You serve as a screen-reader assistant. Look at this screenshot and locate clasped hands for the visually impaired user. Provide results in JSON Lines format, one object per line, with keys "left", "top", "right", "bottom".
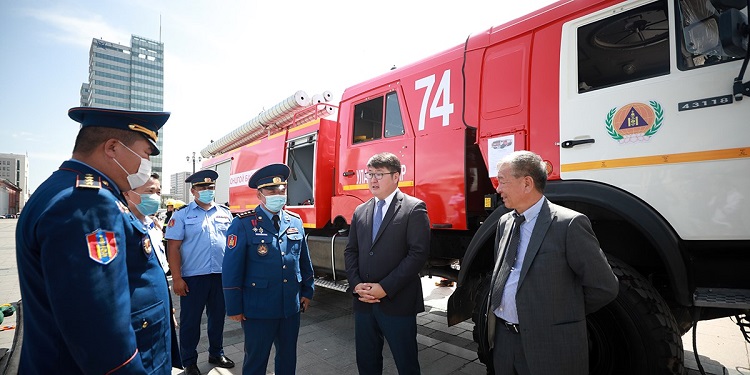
{"left": 354, "top": 283, "right": 386, "bottom": 303}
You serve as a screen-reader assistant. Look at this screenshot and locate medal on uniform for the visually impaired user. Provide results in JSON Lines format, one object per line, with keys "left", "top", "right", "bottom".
{"left": 252, "top": 218, "right": 258, "bottom": 232}
{"left": 143, "top": 235, "right": 153, "bottom": 258}
{"left": 257, "top": 240, "right": 268, "bottom": 256}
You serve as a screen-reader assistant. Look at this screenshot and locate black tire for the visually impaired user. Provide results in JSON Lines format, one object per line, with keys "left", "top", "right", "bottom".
{"left": 588, "top": 257, "right": 684, "bottom": 375}
{"left": 471, "top": 258, "right": 684, "bottom": 375}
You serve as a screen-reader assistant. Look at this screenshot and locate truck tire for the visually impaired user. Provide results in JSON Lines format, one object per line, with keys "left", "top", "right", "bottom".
{"left": 471, "top": 258, "right": 684, "bottom": 375}
{"left": 588, "top": 257, "right": 684, "bottom": 375}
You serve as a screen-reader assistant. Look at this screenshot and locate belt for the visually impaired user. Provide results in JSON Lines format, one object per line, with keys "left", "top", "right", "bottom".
{"left": 499, "top": 318, "right": 520, "bottom": 334}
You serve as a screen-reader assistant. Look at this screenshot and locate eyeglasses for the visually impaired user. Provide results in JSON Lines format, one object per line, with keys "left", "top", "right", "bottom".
{"left": 364, "top": 172, "right": 396, "bottom": 180}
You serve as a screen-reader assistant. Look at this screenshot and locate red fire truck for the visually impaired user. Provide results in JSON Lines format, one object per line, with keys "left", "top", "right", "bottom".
{"left": 201, "top": 0, "right": 750, "bottom": 372}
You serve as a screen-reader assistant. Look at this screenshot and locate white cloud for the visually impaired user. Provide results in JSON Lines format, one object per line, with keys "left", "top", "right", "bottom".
{"left": 27, "top": 9, "right": 130, "bottom": 48}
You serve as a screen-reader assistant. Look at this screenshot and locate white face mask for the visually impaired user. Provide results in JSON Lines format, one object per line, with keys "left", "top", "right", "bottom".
{"left": 113, "top": 141, "right": 152, "bottom": 190}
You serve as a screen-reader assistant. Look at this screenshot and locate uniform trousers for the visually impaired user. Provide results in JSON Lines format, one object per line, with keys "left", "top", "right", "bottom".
{"left": 354, "top": 304, "right": 420, "bottom": 375}
{"left": 241, "top": 313, "right": 301, "bottom": 375}
{"left": 179, "top": 273, "right": 226, "bottom": 365}
{"left": 492, "top": 320, "right": 531, "bottom": 375}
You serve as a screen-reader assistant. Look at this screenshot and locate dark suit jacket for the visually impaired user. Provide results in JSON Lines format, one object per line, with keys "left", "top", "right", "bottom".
{"left": 487, "top": 198, "right": 618, "bottom": 374}
{"left": 344, "top": 190, "right": 431, "bottom": 316}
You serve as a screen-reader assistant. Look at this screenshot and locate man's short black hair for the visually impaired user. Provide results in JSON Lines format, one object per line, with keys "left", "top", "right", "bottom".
{"left": 72, "top": 127, "right": 142, "bottom": 155}
{"left": 366, "top": 152, "right": 401, "bottom": 174}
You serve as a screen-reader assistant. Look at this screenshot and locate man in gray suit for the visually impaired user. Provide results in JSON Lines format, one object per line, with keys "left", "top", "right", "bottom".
{"left": 488, "top": 151, "right": 618, "bottom": 374}
{"left": 345, "top": 152, "right": 430, "bottom": 375}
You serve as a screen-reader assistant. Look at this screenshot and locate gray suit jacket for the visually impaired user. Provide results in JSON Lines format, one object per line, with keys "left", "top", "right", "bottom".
{"left": 487, "top": 198, "right": 618, "bottom": 374}
{"left": 344, "top": 190, "right": 431, "bottom": 315}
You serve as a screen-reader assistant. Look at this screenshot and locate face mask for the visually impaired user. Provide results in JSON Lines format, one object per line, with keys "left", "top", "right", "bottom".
{"left": 113, "top": 141, "right": 152, "bottom": 190}
{"left": 263, "top": 194, "right": 287, "bottom": 213}
{"left": 198, "top": 190, "right": 215, "bottom": 204}
{"left": 134, "top": 193, "right": 161, "bottom": 216}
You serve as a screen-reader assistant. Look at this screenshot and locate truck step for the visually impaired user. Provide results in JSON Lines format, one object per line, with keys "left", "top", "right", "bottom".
{"left": 314, "top": 278, "right": 349, "bottom": 293}
{"left": 693, "top": 288, "right": 750, "bottom": 309}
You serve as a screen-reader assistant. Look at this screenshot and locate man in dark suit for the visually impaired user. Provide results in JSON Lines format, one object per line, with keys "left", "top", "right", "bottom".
{"left": 487, "top": 151, "right": 618, "bottom": 374}
{"left": 344, "top": 152, "right": 430, "bottom": 375}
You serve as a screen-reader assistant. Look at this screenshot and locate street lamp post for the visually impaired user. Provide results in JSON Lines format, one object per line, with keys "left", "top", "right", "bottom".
{"left": 186, "top": 152, "right": 202, "bottom": 174}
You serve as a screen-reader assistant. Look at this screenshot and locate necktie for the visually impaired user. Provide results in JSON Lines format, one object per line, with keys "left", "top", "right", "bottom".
{"left": 490, "top": 213, "right": 526, "bottom": 312}
{"left": 272, "top": 214, "right": 280, "bottom": 232}
{"left": 372, "top": 200, "right": 386, "bottom": 242}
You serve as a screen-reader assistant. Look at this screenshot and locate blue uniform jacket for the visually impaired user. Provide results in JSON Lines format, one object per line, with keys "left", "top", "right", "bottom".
{"left": 222, "top": 207, "right": 314, "bottom": 319}
{"left": 15, "top": 160, "right": 171, "bottom": 374}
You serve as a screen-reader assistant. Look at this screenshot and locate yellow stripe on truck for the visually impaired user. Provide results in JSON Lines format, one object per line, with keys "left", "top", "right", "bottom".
{"left": 343, "top": 181, "right": 415, "bottom": 191}
{"left": 561, "top": 147, "right": 749, "bottom": 172}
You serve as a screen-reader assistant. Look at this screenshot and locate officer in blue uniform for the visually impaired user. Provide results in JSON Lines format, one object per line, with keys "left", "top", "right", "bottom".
{"left": 165, "top": 169, "right": 235, "bottom": 375}
{"left": 223, "top": 163, "right": 315, "bottom": 375}
{"left": 15, "top": 107, "right": 173, "bottom": 374}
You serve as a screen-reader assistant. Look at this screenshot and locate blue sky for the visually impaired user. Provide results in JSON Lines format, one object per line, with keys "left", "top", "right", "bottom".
{"left": 0, "top": 0, "right": 555, "bottom": 194}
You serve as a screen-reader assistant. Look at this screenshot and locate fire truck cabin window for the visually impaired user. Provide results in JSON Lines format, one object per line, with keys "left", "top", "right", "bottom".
{"left": 352, "top": 96, "right": 383, "bottom": 144}
{"left": 677, "top": 0, "right": 748, "bottom": 70}
{"left": 384, "top": 92, "right": 405, "bottom": 138}
{"left": 577, "top": 0, "right": 670, "bottom": 93}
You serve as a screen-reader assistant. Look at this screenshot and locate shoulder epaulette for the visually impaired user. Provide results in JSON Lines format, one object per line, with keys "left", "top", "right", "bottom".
{"left": 75, "top": 174, "right": 101, "bottom": 189}
{"left": 237, "top": 209, "right": 256, "bottom": 219}
{"left": 284, "top": 209, "right": 300, "bottom": 219}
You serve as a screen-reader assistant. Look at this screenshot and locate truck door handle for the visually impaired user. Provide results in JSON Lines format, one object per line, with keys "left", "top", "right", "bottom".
{"left": 561, "top": 138, "right": 595, "bottom": 148}
{"left": 343, "top": 171, "right": 355, "bottom": 177}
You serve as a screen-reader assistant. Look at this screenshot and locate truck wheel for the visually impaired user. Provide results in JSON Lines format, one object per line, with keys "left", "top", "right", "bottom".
{"left": 587, "top": 258, "right": 685, "bottom": 375}
{"left": 471, "top": 258, "right": 684, "bottom": 375}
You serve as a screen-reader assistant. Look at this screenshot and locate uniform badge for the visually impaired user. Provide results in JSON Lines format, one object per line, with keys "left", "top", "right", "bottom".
{"left": 168, "top": 219, "right": 175, "bottom": 227}
{"left": 143, "top": 236, "right": 152, "bottom": 257}
{"left": 76, "top": 174, "right": 101, "bottom": 189}
{"left": 227, "top": 234, "right": 237, "bottom": 249}
{"left": 116, "top": 200, "right": 129, "bottom": 213}
{"left": 286, "top": 227, "right": 299, "bottom": 235}
{"left": 257, "top": 242, "right": 268, "bottom": 256}
{"left": 86, "top": 229, "right": 118, "bottom": 265}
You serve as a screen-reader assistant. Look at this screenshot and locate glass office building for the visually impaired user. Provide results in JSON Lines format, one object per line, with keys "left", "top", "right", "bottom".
{"left": 80, "top": 35, "right": 165, "bottom": 176}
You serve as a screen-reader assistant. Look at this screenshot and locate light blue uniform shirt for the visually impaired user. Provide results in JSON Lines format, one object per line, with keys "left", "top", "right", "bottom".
{"left": 165, "top": 200, "right": 232, "bottom": 277}
{"left": 495, "top": 196, "right": 545, "bottom": 324}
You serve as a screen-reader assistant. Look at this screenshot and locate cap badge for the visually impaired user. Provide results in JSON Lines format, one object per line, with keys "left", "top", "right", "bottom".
{"left": 273, "top": 177, "right": 281, "bottom": 184}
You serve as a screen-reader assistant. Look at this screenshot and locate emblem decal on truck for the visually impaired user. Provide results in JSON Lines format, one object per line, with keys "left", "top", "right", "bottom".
{"left": 605, "top": 101, "right": 663, "bottom": 144}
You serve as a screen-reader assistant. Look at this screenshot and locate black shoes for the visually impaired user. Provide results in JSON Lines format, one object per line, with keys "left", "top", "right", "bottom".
{"left": 208, "top": 354, "right": 235, "bottom": 368}
{"left": 183, "top": 364, "right": 201, "bottom": 375}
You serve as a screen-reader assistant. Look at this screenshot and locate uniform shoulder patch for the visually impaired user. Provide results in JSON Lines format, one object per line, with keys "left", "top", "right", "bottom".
{"left": 236, "top": 209, "right": 256, "bottom": 219}
{"left": 284, "top": 209, "right": 300, "bottom": 219}
{"left": 86, "top": 229, "right": 118, "bottom": 265}
{"left": 76, "top": 174, "right": 101, "bottom": 189}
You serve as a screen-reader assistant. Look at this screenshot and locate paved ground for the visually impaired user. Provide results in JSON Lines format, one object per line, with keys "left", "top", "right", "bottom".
{"left": 1, "top": 218, "right": 748, "bottom": 374}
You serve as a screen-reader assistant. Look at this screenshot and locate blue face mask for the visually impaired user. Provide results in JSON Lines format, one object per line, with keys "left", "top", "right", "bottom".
{"left": 135, "top": 193, "right": 161, "bottom": 216}
{"left": 198, "top": 190, "right": 215, "bottom": 204}
{"left": 263, "top": 194, "right": 287, "bottom": 213}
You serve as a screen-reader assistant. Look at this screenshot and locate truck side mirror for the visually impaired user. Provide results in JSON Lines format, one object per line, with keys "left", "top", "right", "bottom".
{"left": 718, "top": 8, "right": 749, "bottom": 58}
{"left": 710, "top": 0, "right": 747, "bottom": 10}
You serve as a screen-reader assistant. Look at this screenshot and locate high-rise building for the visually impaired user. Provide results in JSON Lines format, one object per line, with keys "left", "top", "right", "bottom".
{"left": 170, "top": 171, "right": 191, "bottom": 204}
{"left": 80, "top": 35, "right": 165, "bottom": 176}
{"left": 0, "top": 153, "right": 29, "bottom": 211}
